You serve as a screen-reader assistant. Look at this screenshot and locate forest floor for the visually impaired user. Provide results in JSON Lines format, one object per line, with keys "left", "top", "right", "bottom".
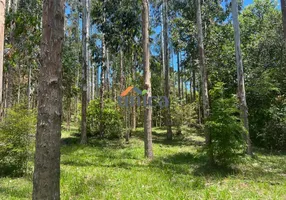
{"left": 1, "top": 126, "right": 286, "bottom": 199}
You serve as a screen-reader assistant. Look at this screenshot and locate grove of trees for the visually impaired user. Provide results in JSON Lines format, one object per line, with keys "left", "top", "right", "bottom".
{"left": 0, "top": 0, "right": 285, "bottom": 199}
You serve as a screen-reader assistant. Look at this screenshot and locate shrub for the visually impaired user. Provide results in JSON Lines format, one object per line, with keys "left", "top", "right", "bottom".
{"left": 206, "top": 82, "right": 246, "bottom": 166}
{"left": 171, "top": 100, "right": 197, "bottom": 134}
{"left": 0, "top": 105, "right": 36, "bottom": 176}
{"left": 247, "top": 73, "right": 286, "bottom": 151}
{"left": 87, "top": 99, "right": 123, "bottom": 139}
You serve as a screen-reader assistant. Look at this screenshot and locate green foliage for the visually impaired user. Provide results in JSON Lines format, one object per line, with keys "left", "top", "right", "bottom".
{"left": 87, "top": 99, "right": 123, "bottom": 139}
{"left": 248, "top": 71, "right": 286, "bottom": 150}
{"left": 171, "top": 100, "right": 197, "bottom": 134}
{"left": 0, "top": 106, "right": 36, "bottom": 177}
{"left": 206, "top": 83, "right": 246, "bottom": 166}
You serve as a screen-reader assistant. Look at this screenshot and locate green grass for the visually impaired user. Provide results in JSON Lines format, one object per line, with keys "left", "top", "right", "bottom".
{"left": 1, "top": 126, "right": 286, "bottom": 199}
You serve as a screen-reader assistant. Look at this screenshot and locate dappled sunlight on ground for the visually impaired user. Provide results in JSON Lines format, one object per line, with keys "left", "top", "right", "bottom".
{"left": 1, "top": 126, "right": 286, "bottom": 199}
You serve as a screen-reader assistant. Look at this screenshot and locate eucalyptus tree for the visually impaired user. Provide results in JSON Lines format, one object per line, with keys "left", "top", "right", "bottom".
{"left": 80, "top": 0, "right": 90, "bottom": 144}
{"left": 162, "top": 0, "right": 173, "bottom": 140}
{"left": 196, "top": 0, "right": 213, "bottom": 162}
{"left": 231, "top": 0, "right": 253, "bottom": 156}
{"left": 32, "top": 0, "right": 65, "bottom": 199}
{"left": 92, "top": 0, "right": 142, "bottom": 137}
{"left": 0, "top": 0, "right": 6, "bottom": 115}
{"left": 142, "top": 0, "right": 153, "bottom": 158}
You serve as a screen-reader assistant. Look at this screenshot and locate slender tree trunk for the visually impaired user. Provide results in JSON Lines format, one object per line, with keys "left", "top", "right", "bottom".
{"left": 67, "top": 100, "right": 71, "bottom": 131}
{"left": 161, "top": 4, "right": 165, "bottom": 89}
{"left": 177, "top": 52, "right": 181, "bottom": 99}
{"left": 163, "top": 0, "right": 172, "bottom": 140}
{"left": 3, "top": 71, "right": 7, "bottom": 116}
{"left": 91, "top": 61, "right": 95, "bottom": 100}
{"left": 181, "top": 55, "right": 184, "bottom": 101}
{"left": 32, "top": 0, "right": 64, "bottom": 199}
{"left": 105, "top": 48, "right": 110, "bottom": 97}
{"left": 197, "top": 79, "right": 202, "bottom": 125}
{"left": 86, "top": 0, "right": 91, "bottom": 103}
{"left": 0, "top": 0, "right": 5, "bottom": 117}
{"left": 196, "top": 0, "right": 213, "bottom": 163}
{"left": 281, "top": 0, "right": 286, "bottom": 39}
{"left": 74, "top": 10, "right": 80, "bottom": 123}
{"left": 193, "top": 69, "right": 196, "bottom": 101}
{"left": 99, "top": 38, "right": 106, "bottom": 138}
{"left": 185, "top": 81, "right": 188, "bottom": 103}
{"left": 27, "top": 64, "right": 31, "bottom": 109}
{"left": 6, "top": 12, "right": 16, "bottom": 109}
{"left": 142, "top": 0, "right": 153, "bottom": 159}
{"left": 112, "top": 67, "right": 116, "bottom": 101}
{"left": 80, "top": 0, "right": 89, "bottom": 144}
{"left": 231, "top": 0, "right": 253, "bottom": 156}
{"left": 6, "top": 64, "right": 13, "bottom": 108}
{"left": 17, "top": 66, "right": 20, "bottom": 103}
{"left": 131, "top": 54, "right": 136, "bottom": 131}
{"left": 95, "top": 65, "right": 99, "bottom": 98}
{"left": 120, "top": 49, "right": 124, "bottom": 91}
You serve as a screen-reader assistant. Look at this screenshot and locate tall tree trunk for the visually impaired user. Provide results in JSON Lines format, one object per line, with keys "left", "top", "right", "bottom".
{"left": 105, "top": 48, "right": 110, "bottom": 97}
{"left": 99, "top": 38, "right": 106, "bottom": 138}
{"left": 161, "top": 5, "right": 165, "bottom": 89}
{"left": 231, "top": 0, "right": 253, "bottom": 156}
{"left": 196, "top": 0, "right": 213, "bottom": 163}
{"left": 86, "top": 0, "right": 90, "bottom": 103}
{"left": 163, "top": 0, "right": 172, "bottom": 140}
{"left": 17, "top": 65, "right": 20, "bottom": 103}
{"left": 6, "top": 64, "right": 13, "bottom": 108}
{"left": 131, "top": 54, "right": 136, "bottom": 131}
{"left": 32, "top": 0, "right": 64, "bottom": 199}
{"left": 6, "top": 7, "right": 16, "bottom": 109}
{"left": 142, "top": 0, "right": 153, "bottom": 159}
{"left": 80, "top": 0, "right": 89, "bottom": 144}
{"left": 192, "top": 69, "right": 196, "bottom": 101}
{"left": 67, "top": 99, "right": 71, "bottom": 131}
{"left": 177, "top": 52, "right": 181, "bottom": 99}
{"left": 181, "top": 55, "right": 184, "bottom": 102}
{"left": 95, "top": 65, "right": 99, "bottom": 98}
{"left": 91, "top": 61, "right": 95, "bottom": 100}
{"left": 0, "top": 0, "right": 5, "bottom": 117}
{"left": 281, "top": 0, "right": 286, "bottom": 39}
{"left": 120, "top": 49, "right": 124, "bottom": 91}
{"left": 74, "top": 9, "right": 80, "bottom": 123}
{"left": 27, "top": 64, "right": 31, "bottom": 109}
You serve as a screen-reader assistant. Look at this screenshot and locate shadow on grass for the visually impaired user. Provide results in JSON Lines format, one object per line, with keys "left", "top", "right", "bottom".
{"left": 253, "top": 147, "right": 286, "bottom": 156}
{"left": 132, "top": 129, "right": 204, "bottom": 147}
{"left": 61, "top": 137, "right": 79, "bottom": 146}
{"left": 62, "top": 159, "right": 145, "bottom": 170}
{"left": 150, "top": 151, "right": 238, "bottom": 178}
{"left": 60, "top": 128, "right": 286, "bottom": 182}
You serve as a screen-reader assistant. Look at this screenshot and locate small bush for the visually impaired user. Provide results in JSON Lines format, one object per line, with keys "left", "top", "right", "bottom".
{"left": 87, "top": 99, "right": 123, "bottom": 139}
{"left": 206, "top": 82, "right": 246, "bottom": 166}
{"left": 0, "top": 105, "right": 36, "bottom": 176}
{"left": 248, "top": 74, "right": 286, "bottom": 150}
{"left": 171, "top": 100, "right": 197, "bottom": 134}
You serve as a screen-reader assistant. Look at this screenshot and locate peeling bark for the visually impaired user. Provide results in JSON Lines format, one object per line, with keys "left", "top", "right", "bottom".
{"left": 231, "top": 0, "right": 253, "bottom": 156}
